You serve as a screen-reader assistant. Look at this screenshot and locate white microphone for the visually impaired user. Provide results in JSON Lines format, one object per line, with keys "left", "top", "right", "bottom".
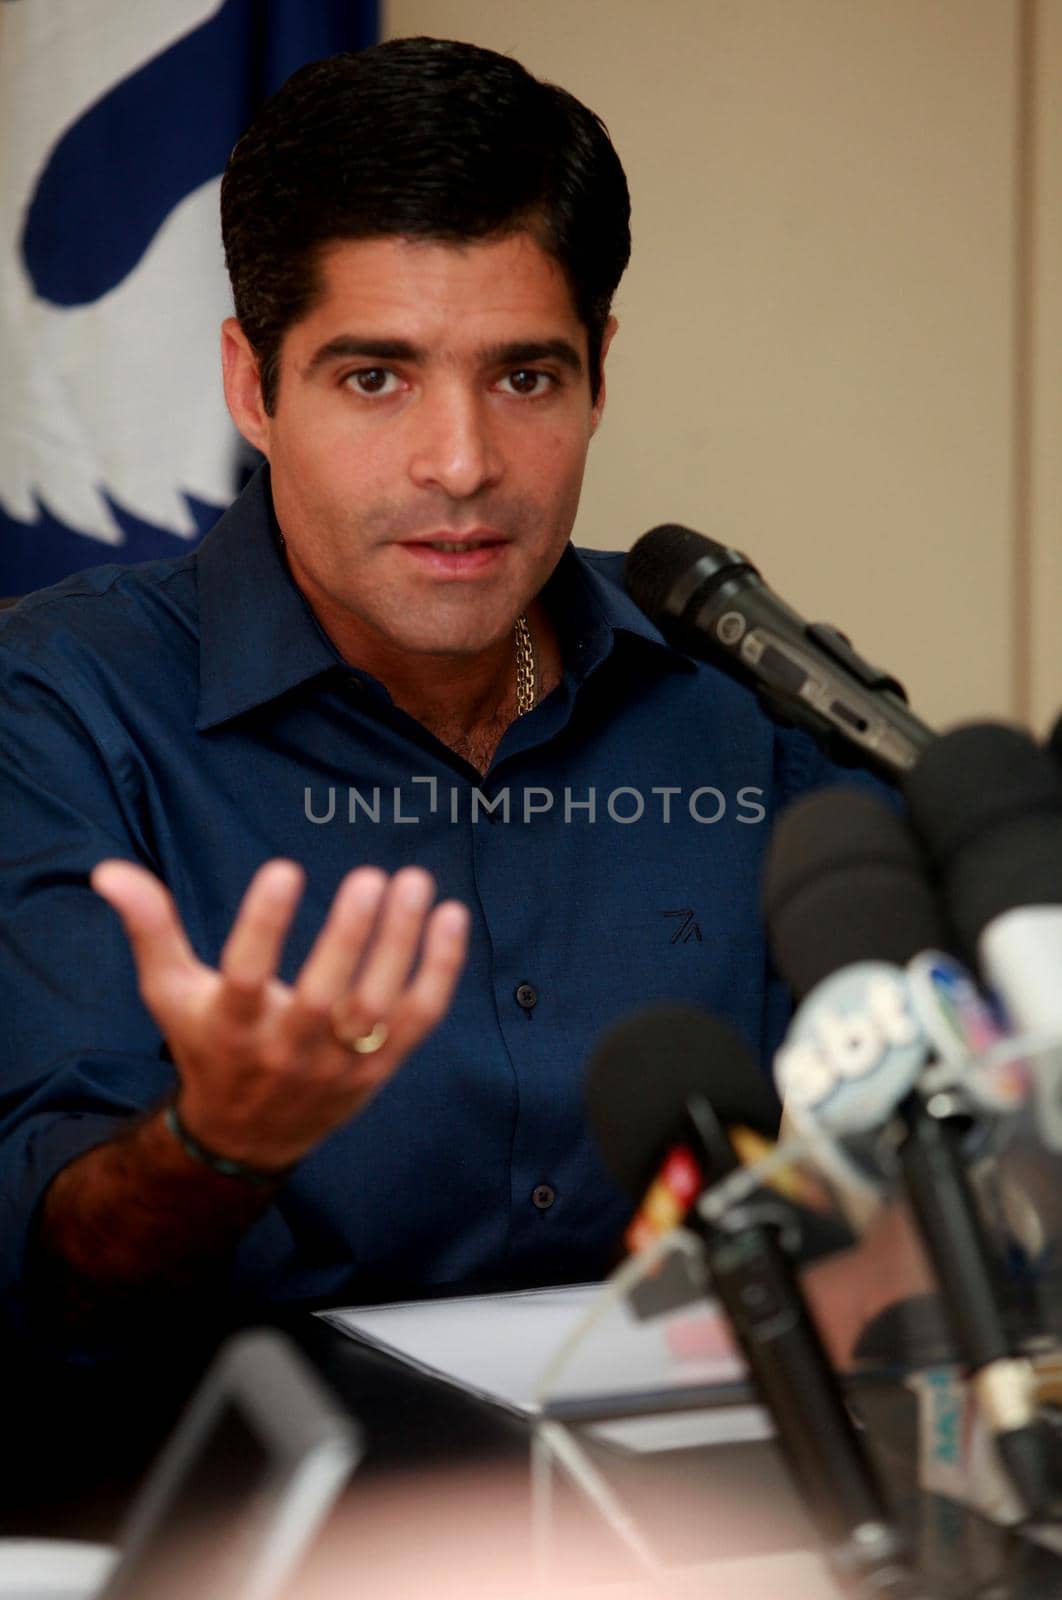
{"left": 775, "top": 959, "right": 928, "bottom": 1139}
{"left": 979, "top": 910, "right": 1062, "bottom": 1036}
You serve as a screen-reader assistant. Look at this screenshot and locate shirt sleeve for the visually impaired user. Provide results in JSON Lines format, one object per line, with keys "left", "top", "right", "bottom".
{"left": 772, "top": 718, "right": 898, "bottom": 815}
{"left": 0, "top": 637, "right": 175, "bottom": 1338}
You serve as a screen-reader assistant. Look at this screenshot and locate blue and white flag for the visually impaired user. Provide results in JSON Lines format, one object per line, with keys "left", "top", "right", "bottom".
{"left": 0, "top": 0, "right": 377, "bottom": 597}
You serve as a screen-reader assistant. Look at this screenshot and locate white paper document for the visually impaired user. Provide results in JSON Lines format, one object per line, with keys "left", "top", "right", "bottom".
{"left": 317, "top": 1282, "right": 764, "bottom": 1449}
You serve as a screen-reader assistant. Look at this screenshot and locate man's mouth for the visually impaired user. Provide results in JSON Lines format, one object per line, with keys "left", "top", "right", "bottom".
{"left": 396, "top": 534, "right": 509, "bottom": 578}
{"left": 419, "top": 538, "right": 500, "bottom": 553}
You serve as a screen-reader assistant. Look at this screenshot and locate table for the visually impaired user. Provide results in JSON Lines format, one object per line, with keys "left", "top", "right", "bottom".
{"left": 5, "top": 1309, "right": 1062, "bottom": 1597}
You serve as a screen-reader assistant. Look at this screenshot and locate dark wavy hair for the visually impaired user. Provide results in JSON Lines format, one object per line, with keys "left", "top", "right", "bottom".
{"left": 221, "top": 36, "right": 631, "bottom": 413}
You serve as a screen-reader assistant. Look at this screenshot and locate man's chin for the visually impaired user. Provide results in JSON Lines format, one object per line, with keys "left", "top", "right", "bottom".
{"left": 402, "top": 628, "right": 518, "bottom": 660}
{"left": 379, "top": 604, "right": 526, "bottom": 660}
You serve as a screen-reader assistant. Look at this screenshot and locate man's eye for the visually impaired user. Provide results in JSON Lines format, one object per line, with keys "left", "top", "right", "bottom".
{"left": 346, "top": 368, "right": 399, "bottom": 396}
{"left": 499, "top": 369, "right": 552, "bottom": 397}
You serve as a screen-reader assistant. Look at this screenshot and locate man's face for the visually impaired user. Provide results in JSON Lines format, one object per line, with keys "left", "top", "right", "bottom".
{"left": 222, "top": 232, "right": 613, "bottom": 663}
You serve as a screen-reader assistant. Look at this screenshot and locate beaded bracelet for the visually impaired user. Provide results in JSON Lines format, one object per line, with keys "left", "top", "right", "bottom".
{"left": 163, "top": 1102, "right": 294, "bottom": 1188}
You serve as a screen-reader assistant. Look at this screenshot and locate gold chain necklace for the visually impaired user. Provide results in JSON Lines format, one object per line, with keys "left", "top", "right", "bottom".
{"left": 514, "top": 613, "right": 537, "bottom": 716}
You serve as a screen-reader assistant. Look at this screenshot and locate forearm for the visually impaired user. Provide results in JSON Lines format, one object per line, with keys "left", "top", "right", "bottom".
{"left": 32, "top": 1106, "right": 279, "bottom": 1328}
{"left": 803, "top": 1202, "right": 935, "bottom": 1368}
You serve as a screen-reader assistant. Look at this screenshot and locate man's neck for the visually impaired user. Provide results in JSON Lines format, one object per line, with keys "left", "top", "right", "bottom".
{"left": 389, "top": 603, "right": 564, "bottom": 772}
{"left": 297, "top": 580, "right": 563, "bottom": 773}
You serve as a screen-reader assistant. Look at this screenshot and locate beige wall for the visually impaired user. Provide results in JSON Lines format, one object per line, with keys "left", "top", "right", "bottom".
{"left": 386, "top": 0, "right": 1059, "bottom": 734}
{"left": 1029, "top": 0, "right": 1062, "bottom": 734}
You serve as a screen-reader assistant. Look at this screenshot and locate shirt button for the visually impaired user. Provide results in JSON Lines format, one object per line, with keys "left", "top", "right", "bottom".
{"left": 532, "top": 1184, "right": 556, "bottom": 1211}
{"left": 515, "top": 983, "right": 538, "bottom": 1012}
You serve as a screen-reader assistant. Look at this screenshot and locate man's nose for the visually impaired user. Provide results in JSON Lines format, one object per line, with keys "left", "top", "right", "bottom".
{"left": 408, "top": 386, "right": 503, "bottom": 499}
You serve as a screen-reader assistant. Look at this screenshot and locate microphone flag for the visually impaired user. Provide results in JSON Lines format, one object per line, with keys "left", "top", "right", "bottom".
{"left": 0, "top": 0, "right": 377, "bottom": 599}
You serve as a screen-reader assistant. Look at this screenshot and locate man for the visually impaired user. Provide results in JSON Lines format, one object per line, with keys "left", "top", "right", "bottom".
{"left": 0, "top": 37, "right": 847, "bottom": 1348}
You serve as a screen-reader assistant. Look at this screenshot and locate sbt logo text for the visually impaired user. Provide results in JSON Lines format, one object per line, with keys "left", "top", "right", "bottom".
{"left": 775, "top": 963, "right": 926, "bottom": 1133}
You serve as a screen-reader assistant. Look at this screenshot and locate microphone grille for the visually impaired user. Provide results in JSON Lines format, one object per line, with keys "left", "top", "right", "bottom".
{"left": 764, "top": 786, "right": 947, "bottom": 999}
{"left": 902, "top": 722, "right": 1062, "bottom": 953}
{"left": 1049, "top": 711, "right": 1062, "bottom": 771}
{"left": 903, "top": 722, "right": 1062, "bottom": 868}
{"left": 585, "top": 1004, "right": 780, "bottom": 1200}
{"left": 624, "top": 524, "right": 717, "bottom": 623}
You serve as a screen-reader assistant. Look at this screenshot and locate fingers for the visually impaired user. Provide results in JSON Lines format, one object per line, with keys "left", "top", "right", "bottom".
{"left": 344, "top": 867, "right": 435, "bottom": 1021}
{"left": 293, "top": 866, "right": 388, "bottom": 1008}
{"left": 218, "top": 860, "right": 305, "bottom": 1023}
{"left": 320, "top": 871, "right": 469, "bottom": 1059}
{"left": 294, "top": 866, "right": 434, "bottom": 1029}
{"left": 387, "top": 899, "right": 470, "bottom": 1049}
{"left": 96, "top": 855, "right": 468, "bottom": 1110}
{"left": 91, "top": 859, "right": 200, "bottom": 997}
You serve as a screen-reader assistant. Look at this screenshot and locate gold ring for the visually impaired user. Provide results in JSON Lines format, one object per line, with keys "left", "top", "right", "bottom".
{"left": 333, "top": 1019, "right": 389, "bottom": 1055}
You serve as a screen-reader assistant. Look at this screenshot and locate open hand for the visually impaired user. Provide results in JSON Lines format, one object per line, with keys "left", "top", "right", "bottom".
{"left": 91, "top": 859, "right": 469, "bottom": 1171}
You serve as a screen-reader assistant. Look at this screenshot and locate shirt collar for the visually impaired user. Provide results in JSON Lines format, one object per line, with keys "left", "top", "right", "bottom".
{"left": 541, "top": 544, "right": 695, "bottom": 681}
{"left": 196, "top": 466, "right": 342, "bottom": 731}
{"left": 196, "top": 467, "right": 691, "bottom": 731}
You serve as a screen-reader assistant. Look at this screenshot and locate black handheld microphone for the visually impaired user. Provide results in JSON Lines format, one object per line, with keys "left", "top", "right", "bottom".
{"left": 765, "top": 785, "right": 1056, "bottom": 1518}
{"left": 586, "top": 1007, "right": 914, "bottom": 1594}
{"left": 624, "top": 523, "right": 933, "bottom": 780}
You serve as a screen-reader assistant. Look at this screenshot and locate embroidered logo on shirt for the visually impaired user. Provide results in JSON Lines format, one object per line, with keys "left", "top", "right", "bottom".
{"left": 662, "top": 908, "right": 702, "bottom": 944}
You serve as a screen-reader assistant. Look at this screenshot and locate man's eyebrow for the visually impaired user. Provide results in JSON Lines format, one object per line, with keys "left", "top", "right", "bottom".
{"left": 301, "top": 335, "right": 585, "bottom": 380}
{"left": 481, "top": 339, "right": 584, "bottom": 375}
{"left": 302, "top": 337, "right": 423, "bottom": 378}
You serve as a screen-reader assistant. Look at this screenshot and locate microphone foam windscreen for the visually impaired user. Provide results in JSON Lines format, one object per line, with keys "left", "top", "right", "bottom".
{"left": 1049, "top": 711, "right": 1062, "bottom": 772}
{"left": 903, "top": 722, "right": 1062, "bottom": 954}
{"left": 585, "top": 1004, "right": 781, "bottom": 1201}
{"left": 624, "top": 524, "right": 710, "bottom": 626}
{"left": 763, "top": 785, "right": 947, "bottom": 1000}
{"left": 903, "top": 722, "right": 1062, "bottom": 869}
{"left": 944, "top": 816, "right": 1062, "bottom": 957}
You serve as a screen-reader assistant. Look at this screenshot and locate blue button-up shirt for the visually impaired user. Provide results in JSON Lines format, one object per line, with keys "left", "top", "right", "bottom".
{"left": 0, "top": 468, "right": 852, "bottom": 1325}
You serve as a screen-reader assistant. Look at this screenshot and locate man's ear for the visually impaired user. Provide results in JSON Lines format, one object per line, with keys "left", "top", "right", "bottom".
{"left": 590, "top": 315, "right": 618, "bottom": 435}
{"left": 221, "top": 318, "right": 271, "bottom": 455}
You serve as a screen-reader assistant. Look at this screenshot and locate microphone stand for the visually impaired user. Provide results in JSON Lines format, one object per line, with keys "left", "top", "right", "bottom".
{"left": 685, "top": 1094, "right": 928, "bottom": 1598}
